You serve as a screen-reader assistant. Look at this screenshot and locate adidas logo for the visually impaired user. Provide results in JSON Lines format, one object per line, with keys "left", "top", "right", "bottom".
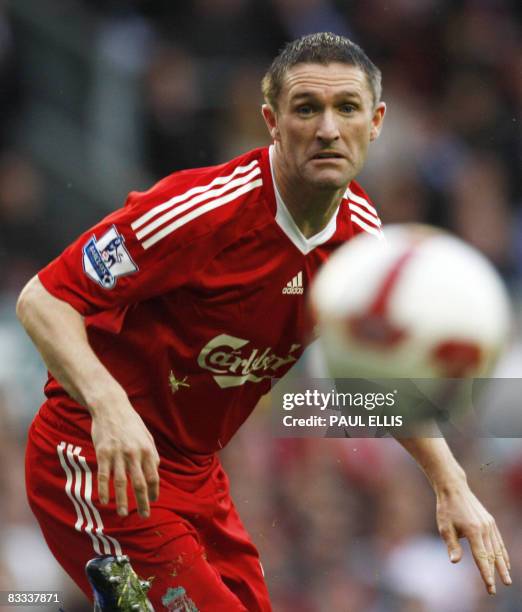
{"left": 282, "top": 271, "right": 304, "bottom": 295}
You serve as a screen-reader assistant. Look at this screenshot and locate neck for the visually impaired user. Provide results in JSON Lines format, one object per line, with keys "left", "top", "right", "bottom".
{"left": 271, "top": 146, "right": 345, "bottom": 238}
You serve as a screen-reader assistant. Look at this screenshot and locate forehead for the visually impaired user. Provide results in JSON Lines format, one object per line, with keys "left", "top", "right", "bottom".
{"left": 281, "top": 62, "right": 371, "bottom": 102}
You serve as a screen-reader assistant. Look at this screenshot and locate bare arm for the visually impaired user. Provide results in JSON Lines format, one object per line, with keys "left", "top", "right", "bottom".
{"left": 17, "top": 275, "right": 159, "bottom": 518}
{"left": 398, "top": 437, "right": 511, "bottom": 595}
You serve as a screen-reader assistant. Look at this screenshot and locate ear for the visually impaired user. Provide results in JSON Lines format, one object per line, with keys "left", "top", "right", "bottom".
{"left": 261, "top": 104, "right": 279, "bottom": 141}
{"left": 369, "top": 102, "right": 386, "bottom": 142}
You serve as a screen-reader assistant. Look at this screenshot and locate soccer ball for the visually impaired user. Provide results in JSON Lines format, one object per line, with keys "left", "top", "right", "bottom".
{"left": 311, "top": 224, "right": 511, "bottom": 379}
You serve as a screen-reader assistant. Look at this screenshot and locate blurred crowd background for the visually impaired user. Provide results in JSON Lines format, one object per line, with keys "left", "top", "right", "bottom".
{"left": 0, "top": 0, "right": 520, "bottom": 610}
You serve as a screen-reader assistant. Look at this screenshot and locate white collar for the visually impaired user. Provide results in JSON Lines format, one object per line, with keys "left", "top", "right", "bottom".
{"left": 269, "top": 144, "right": 341, "bottom": 255}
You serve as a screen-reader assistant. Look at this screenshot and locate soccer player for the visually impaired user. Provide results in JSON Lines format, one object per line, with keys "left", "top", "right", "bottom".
{"left": 18, "top": 33, "right": 511, "bottom": 610}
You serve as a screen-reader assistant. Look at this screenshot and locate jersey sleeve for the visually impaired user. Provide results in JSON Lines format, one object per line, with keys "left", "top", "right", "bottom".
{"left": 39, "top": 185, "right": 221, "bottom": 316}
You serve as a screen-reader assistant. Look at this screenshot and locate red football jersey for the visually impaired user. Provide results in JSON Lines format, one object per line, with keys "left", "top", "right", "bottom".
{"left": 38, "top": 146, "right": 382, "bottom": 456}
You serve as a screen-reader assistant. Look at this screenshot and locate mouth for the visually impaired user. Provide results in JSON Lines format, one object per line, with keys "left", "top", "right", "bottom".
{"left": 310, "top": 151, "right": 345, "bottom": 160}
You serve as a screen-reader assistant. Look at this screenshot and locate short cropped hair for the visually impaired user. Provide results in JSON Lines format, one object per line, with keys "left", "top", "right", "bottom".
{"left": 262, "top": 32, "right": 382, "bottom": 110}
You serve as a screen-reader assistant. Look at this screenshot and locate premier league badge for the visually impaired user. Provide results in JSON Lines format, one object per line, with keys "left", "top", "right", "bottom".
{"left": 82, "top": 225, "right": 138, "bottom": 289}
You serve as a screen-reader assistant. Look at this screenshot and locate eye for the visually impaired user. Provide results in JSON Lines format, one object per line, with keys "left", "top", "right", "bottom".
{"left": 339, "top": 103, "right": 357, "bottom": 114}
{"left": 296, "top": 104, "right": 314, "bottom": 116}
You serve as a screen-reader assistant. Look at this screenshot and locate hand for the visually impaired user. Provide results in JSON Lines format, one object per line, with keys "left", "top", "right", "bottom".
{"left": 91, "top": 403, "right": 160, "bottom": 519}
{"left": 436, "top": 482, "right": 511, "bottom": 595}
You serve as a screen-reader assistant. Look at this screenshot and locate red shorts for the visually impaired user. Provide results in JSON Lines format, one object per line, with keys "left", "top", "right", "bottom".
{"left": 25, "top": 410, "right": 271, "bottom": 611}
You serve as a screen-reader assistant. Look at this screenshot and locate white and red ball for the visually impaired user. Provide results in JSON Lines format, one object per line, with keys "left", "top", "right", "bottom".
{"left": 311, "top": 224, "right": 511, "bottom": 379}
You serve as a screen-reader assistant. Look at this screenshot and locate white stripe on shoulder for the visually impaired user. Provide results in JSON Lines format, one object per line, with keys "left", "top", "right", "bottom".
{"left": 136, "top": 166, "right": 261, "bottom": 240}
{"left": 142, "top": 177, "right": 263, "bottom": 250}
{"left": 345, "top": 187, "right": 380, "bottom": 218}
{"left": 131, "top": 159, "right": 259, "bottom": 231}
{"left": 348, "top": 203, "right": 382, "bottom": 226}
{"left": 351, "top": 214, "right": 384, "bottom": 238}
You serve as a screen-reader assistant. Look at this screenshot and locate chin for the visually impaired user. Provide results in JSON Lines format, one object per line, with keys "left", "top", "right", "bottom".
{"left": 309, "top": 172, "right": 350, "bottom": 191}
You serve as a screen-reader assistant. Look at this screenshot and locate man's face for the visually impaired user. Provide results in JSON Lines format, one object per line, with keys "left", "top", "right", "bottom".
{"left": 263, "top": 62, "right": 385, "bottom": 190}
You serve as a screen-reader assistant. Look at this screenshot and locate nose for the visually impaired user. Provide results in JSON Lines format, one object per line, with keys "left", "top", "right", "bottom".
{"left": 316, "top": 110, "right": 341, "bottom": 143}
